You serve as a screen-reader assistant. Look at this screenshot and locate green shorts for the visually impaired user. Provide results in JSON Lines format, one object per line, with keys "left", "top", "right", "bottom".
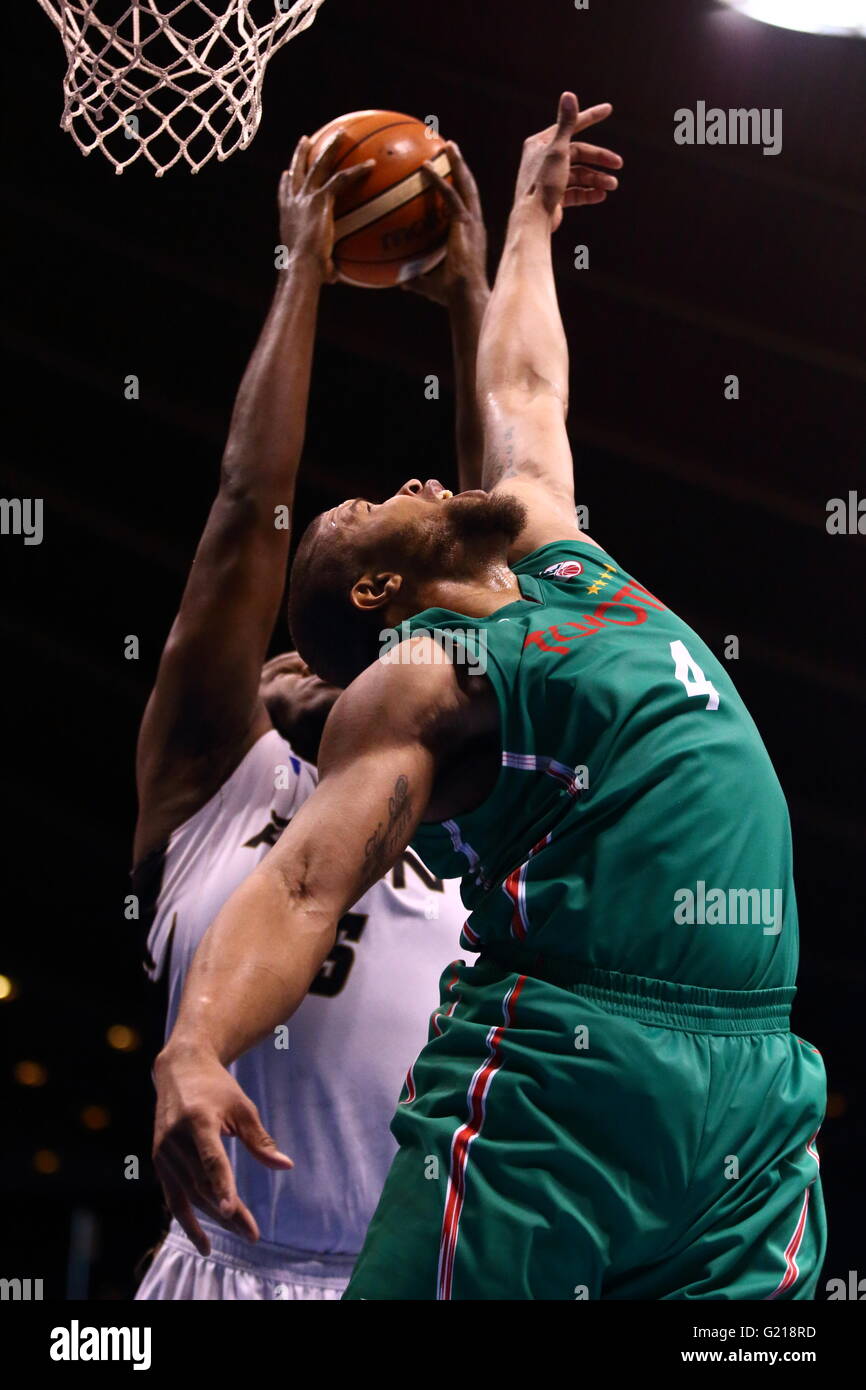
{"left": 344, "top": 953, "right": 827, "bottom": 1300}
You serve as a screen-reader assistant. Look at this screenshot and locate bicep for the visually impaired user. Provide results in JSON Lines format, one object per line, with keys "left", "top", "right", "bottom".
{"left": 258, "top": 653, "right": 447, "bottom": 914}
{"left": 260, "top": 741, "right": 434, "bottom": 918}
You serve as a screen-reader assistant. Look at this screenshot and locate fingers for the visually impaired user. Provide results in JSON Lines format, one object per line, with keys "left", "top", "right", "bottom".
{"left": 419, "top": 160, "right": 466, "bottom": 217}
{"left": 563, "top": 186, "right": 607, "bottom": 207}
{"left": 234, "top": 1107, "right": 294, "bottom": 1172}
{"left": 529, "top": 91, "right": 579, "bottom": 149}
{"left": 157, "top": 1117, "right": 264, "bottom": 1245}
{"left": 213, "top": 1189, "right": 260, "bottom": 1245}
{"left": 160, "top": 1149, "right": 237, "bottom": 1241}
{"left": 321, "top": 159, "right": 374, "bottom": 198}
{"left": 307, "top": 128, "right": 346, "bottom": 188}
{"left": 170, "top": 1114, "right": 240, "bottom": 1220}
{"left": 169, "top": 1126, "right": 244, "bottom": 1227}
{"left": 194, "top": 1128, "right": 242, "bottom": 1214}
{"left": 554, "top": 90, "right": 580, "bottom": 140}
{"left": 525, "top": 98, "right": 614, "bottom": 154}
{"left": 568, "top": 167, "right": 619, "bottom": 192}
{"left": 161, "top": 1169, "right": 210, "bottom": 1256}
{"left": 288, "top": 134, "right": 310, "bottom": 194}
{"left": 261, "top": 651, "right": 306, "bottom": 679}
{"left": 444, "top": 141, "right": 482, "bottom": 218}
{"left": 570, "top": 141, "right": 623, "bottom": 170}
{"left": 573, "top": 102, "right": 614, "bottom": 134}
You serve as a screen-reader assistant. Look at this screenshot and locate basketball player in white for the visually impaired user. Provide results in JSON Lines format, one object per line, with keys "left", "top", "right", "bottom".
{"left": 133, "top": 130, "right": 489, "bottom": 1299}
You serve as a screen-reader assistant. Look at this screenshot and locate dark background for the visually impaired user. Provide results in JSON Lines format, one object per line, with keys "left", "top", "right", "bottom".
{"left": 1, "top": 0, "right": 863, "bottom": 1299}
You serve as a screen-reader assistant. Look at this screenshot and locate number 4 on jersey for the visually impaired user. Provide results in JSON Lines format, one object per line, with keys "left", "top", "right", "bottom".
{"left": 670, "top": 639, "right": 720, "bottom": 710}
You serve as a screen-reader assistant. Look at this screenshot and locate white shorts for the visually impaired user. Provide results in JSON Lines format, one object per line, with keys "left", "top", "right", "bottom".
{"left": 135, "top": 1221, "right": 356, "bottom": 1301}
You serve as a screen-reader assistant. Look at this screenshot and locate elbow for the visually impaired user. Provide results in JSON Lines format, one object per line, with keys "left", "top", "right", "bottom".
{"left": 269, "top": 851, "right": 316, "bottom": 907}
{"left": 212, "top": 469, "right": 277, "bottom": 531}
{"left": 217, "top": 463, "right": 261, "bottom": 510}
{"left": 481, "top": 377, "right": 568, "bottom": 419}
{"left": 266, "top": 855, "right": 337, "bottom": 935}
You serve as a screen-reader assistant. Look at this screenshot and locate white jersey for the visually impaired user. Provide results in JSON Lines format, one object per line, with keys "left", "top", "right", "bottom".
{"left": 138, "top": 728, "right": 467, "bottom": 1257}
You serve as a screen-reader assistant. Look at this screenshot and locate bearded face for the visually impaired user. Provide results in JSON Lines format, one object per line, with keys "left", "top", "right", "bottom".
{"left": 346, "top": 483, "right": 527, "bottom": 581}
{"left": 288, "top": 480, "right": 527, "bottom": 687}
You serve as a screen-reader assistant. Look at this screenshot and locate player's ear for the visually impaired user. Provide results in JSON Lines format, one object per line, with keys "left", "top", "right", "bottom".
{"left": 350, "top": 571, "right": 402, "bottom": 613}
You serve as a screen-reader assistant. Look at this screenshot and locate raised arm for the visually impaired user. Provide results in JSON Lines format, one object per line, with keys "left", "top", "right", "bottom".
{"left": 151, "top": 645, "right": 458, "bottom": 1252}
{"left": 133, "top": 136, "right": 372, "bottom": 863}
{"left": 402, "top": 143, "right": 490, "bottom": 491}
{"left": 475, "top": 92, "right": 622, "bottom": 556}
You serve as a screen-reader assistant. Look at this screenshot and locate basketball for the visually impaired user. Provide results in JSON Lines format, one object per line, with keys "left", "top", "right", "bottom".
{"left": 308, "top": 110, "right": 453, "bottom": 288}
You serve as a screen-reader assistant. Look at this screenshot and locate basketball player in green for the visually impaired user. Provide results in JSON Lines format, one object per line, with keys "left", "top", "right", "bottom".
{"left": 153, "top": 93, "right": 826, "bottom": 1299}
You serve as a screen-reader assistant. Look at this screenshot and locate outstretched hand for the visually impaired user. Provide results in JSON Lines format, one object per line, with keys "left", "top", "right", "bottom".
{"left": 152, "top": 1043, "right": 293, "bottom": 1255}
{"left": 278, "top": 131, "right": 374, "bottom": 283}
{"left": 400, "top": 141, "right": 488, "bottom": 305}
{"left": 514, "top": 91, "right": 622, "bottom": 231}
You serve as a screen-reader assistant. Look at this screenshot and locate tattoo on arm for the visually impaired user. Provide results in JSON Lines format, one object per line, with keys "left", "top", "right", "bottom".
{"left": 484, "top": 425, "right": 517, "bottom": 487}
{"left": 362, "top": 775, "right": 413, "bottom": 888}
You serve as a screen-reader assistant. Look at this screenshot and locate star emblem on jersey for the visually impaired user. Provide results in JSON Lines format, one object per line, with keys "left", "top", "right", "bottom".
{"left": 541, "top": 560, "right": 583, "bottom": 578}
{"left": 586, "top": 562, "right": 618, "bottom": 595}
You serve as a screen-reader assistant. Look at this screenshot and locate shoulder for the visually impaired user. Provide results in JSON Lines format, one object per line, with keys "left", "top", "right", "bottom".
{"left": 319, "top": 638, "right": 492, "bottom": 770}
{"left": 324, "top": 638, "right": 465, "bottom": 740}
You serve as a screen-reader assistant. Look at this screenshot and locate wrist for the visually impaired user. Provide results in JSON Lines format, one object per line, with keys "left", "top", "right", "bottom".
{"left": 155, "top": 1034, "right": 220, "bottom": 1073}
{"left": 501, "top": 207, "right": 554, "bottom": 272}
{"left": 276, "top": 244, "right": 327, "bottom": 287}
{"left": 506, "top": 199, "right": 552, "bottom": 241}
{"left": 446, "top": 274, "right": 490, "bottom": 315}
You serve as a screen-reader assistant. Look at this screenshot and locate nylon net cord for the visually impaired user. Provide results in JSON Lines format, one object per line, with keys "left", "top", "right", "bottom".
{"left": 36, "top": 1, "right": 327, "bottom": 174}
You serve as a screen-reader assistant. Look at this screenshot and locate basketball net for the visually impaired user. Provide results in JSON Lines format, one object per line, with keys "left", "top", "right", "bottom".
{"left": 36, "top": 1, "right": 327, "bottom": 175}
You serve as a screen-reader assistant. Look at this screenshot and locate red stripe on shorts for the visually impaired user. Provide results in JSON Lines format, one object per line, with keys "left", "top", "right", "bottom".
{"left": 436, "top": 974, "right": 526, "bottom": 1300}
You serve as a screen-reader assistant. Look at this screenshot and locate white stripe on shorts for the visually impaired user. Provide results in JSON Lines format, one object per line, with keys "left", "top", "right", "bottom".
{"left": 135, "top": 1220, "right": 356, "bottom": 1301}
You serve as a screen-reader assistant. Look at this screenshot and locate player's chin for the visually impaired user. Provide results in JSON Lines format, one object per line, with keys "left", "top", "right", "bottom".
{"left": 446, "top": 489, "right": 492, "bottom": 512}
{"left": 447, "top": 491, "right": 527, "bottom": 543}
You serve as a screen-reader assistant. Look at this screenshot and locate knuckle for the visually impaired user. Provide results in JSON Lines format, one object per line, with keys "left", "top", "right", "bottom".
{"left": 199, "top": 1147, "right": 225, "bottom": 1173}
{"left": 180, "top": 1103, "right": 213, "bottom": 1131}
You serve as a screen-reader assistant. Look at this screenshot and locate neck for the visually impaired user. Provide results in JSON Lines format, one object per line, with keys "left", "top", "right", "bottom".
{"left": 391, "top": 560, "right": 521, "bottom": 624}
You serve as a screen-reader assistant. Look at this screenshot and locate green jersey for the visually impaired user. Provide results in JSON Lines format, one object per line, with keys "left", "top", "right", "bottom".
{"left": 410, "top": 538, "right": 798, "bottom": 991}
